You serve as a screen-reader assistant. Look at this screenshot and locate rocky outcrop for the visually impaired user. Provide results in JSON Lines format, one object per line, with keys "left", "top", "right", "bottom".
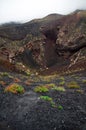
{"left": 0, "top": 14, "right": 63, "bottom": 40}
{"left": 0, "top": 10, "right": 86, "bottom": 71}
{"left": 40, "top": 10, "right": 86, "bottom": 68}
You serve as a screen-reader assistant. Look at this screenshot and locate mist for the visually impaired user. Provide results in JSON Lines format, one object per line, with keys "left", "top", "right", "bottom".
{"left": 0, "top": 0, "right": 86, "bottom": 24}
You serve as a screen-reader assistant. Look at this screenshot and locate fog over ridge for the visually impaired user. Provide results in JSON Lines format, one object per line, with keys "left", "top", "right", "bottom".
{"left": 0, "top": 0, "right": 86, "bottom": 24}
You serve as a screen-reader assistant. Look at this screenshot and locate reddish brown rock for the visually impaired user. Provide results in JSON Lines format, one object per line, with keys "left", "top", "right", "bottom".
{"left": 1, "top": 10, "right": 86, "bottom": 71}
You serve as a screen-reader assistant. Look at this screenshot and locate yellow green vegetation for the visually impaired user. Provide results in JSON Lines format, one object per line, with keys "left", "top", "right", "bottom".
{"left": 59, "top": 76, "right": 65, "bottom": 85}
{"left": 67, "top": 81, "right": 80, "bottom": 89}
{"left": 59, "top": 76, "right": 65, "bottom": 81}
{"left": 45, "top": 83, "right": 56, "bottom": 89}
{"left": 0, "top": 80, "right": 6, "bottom": 86}
{"left": 76, "top": 89, "right": 84, "bottom": 94}
{"left": 0, "top": 72, "right": 13, "bottom": 79}
{"left": 53, "top": 86, "right": 66, "bottom": 92}
{"left": 34, "top": 86, "right": 49, "bottom": 93}
{"left": 40, "top": 95, "right": 64, "bottom": 109}
{"left": 40, "top": 96, "right": 52, "bottom": 101}
{"left": 59, "top": 81, "right": 65, "bottom": 85}
{"left": 82, "top": 79, "right": 86, "bottom": 83}
{"left": 25, "top": 69, "right": 31, "bottom": 76}
{"left": 5, "top": 83, "right": 25, "bottom": 94}
{"left": 40, "top": 95, "right": 56, "bottom": 107}
{"left": 0, "top": 72, "right": 11, "bottom": 79}
{"left": 34, "top": 83, "right": 56, "bottom": 93}
{"left": 58, "top": 105, "right": 63, "bottom": 110}
{"left": 34, "top": 83, "right": 66, "bottom": 93}
{"left": 0, "top": 72, "right": 9, "bottom": 77}
{"left": 39, "top": 74, "right": 58, "bottom": 82}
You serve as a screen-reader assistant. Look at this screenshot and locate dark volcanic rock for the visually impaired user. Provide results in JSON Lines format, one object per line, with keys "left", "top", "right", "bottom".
{"left": 39, "top": 10, "right": 86, "bottom": 67}
{"left": 0, "top": 72, "right": 86, "bottom": 130}
{"left": 0, "top": 14, "right": 63, "bottom": 40}
{"left": 0, "top": 11, "right": 86, "bottom": 70}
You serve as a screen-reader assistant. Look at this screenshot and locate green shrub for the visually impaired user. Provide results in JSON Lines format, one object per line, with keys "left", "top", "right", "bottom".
{"left": 40, "top": 95, "right": 56, "bottom": 107}
{"left": 25, "top": 69, "right": 31, "bottom": 76}
{"left": 59, "top": 77, "right": 65, "bottom": 81}
{"left": 34, "top": 86, "right": 49, "bottom": 93}
{"left": 45, "top": 83, "right": 56, "bottom": 89}
{"left": 53, "top": 87, "right": 66, "bottom": 92}
{"left": 40, "top": 96, "right": 52, "bottom": 101}
{"left": 59, "top": 81, "right": 65, "bottom": 85}
{"left": 51, "top": 101, "right": 56, "bottom": 107}
{"left": 1, "top": 72, "right": 9, "bottom": 77}
{"left": 58, "top": 105, "right": 63, "bottom": 110}
{"left": 5, "top": 83, "right": 25, "bottom": 94}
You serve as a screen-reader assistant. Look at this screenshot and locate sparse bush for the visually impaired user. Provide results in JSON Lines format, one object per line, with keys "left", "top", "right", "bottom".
{"left": 59, "top": 77, "right": 65, "bottom": 81}
{"left": 40, "top": 95, "right": 56, "bottom": 107}
{"left": 5, "top": 83, "right": 25, "bottom": 94}
{"left": 40, "top": 96, "right": 52, "bottom": 101}
{"left": 82, "top": 79, "right": 86, "bottom": 83}
{"left": 0, "top": 80, "right": 6, "bottom": 86}
{"left": 59, "top": 81, "right": 65, "bottom": 85}
{"left": 53, "top": 86, "right": 66, "bottom": 92}
{"left": 34, "top": 86, "right": 49, "bottom": 93}
{"left": 76, "top": 89, "right": 84, "bottom": 94}
{"left": 34, "top": 83, "right": 56, "bottom": 93}
{"left": 45, "top": 83, "right": 56, "bottom": 89}
{"left": 25, "top": 69, "right": 31, "bottom": 76}
{"left": 51, "top": 101, "right": 56, "bottom": 107}
{"left": 58, "top": 105, "right": 63, "bottom": 110}
{"left": 67, "top": 81, "right": 80, "bottom": 89}
{"left": 1, "top": 72, "right": 9, "bottom": 77}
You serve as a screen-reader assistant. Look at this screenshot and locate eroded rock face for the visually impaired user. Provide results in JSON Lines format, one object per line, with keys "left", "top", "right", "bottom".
{"left": 56, "top": 15, "right": 86, "bottom": 54}
{"left": 12, "top": 10, "right": 86, "bottom": 68}
{"left": 40, "top": 10, "right": 86, "bottom": 67}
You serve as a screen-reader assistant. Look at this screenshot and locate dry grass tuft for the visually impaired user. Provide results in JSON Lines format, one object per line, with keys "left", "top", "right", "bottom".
{"left": 67, "top": 81, "right": 80, "bottom": 89}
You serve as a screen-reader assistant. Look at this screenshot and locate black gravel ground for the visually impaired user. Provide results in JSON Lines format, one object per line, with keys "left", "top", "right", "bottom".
{"left": 0, "top": 71, "right": 86, "bottom": 130}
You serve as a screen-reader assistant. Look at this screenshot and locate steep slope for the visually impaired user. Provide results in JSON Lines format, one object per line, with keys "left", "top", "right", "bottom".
{"left": 0, "top": 14, "right": 63, "bottom": 41}
{"left": 0, "top": 11, "right": 86, "bottom": 74}
{"left": 40, "top": 10, "right": 86, "bottom": 67}
{"left": 13, "top": 10, "right": 86, "bottom": 73}
{"left": 0, "top": 13, "right": 63, "bottom": 60}
{"left": 0, "top": 13, "right": 63, "bottom": 71}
